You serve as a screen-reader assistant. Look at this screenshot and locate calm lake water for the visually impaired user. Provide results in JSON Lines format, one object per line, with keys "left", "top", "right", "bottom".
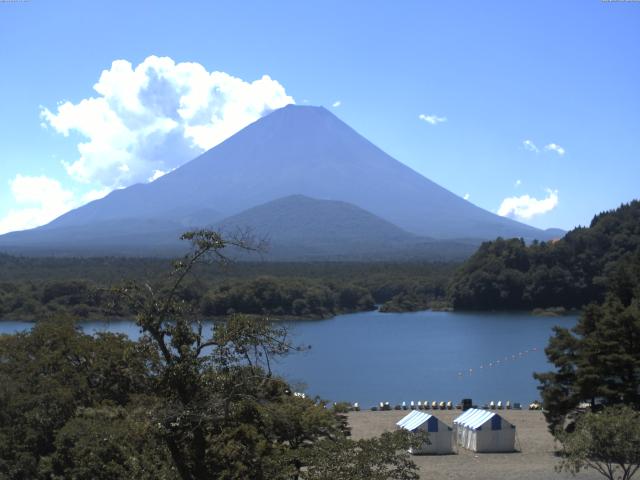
{"left": 0, "top": 310, "right": 577, "bottom": 407}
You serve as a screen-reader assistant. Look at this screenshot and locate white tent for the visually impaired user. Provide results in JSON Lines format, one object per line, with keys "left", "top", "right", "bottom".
{"left": 396, "top": 410, "right": 454, "bottom": 454}
{"left": 453, "top": 408, "right": 516, "bottom": 452}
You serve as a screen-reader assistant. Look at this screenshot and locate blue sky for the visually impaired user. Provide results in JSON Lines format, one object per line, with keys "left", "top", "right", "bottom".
{"left": 0, "top": 0, "right": 638, "bottom": 233}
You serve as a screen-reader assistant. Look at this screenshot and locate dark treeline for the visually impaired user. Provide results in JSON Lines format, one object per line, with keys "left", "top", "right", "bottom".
{"left": 0, "top": 257, "right": 457, "bottom": 321}
{"left": 0, "top": 255, "right": 454, "bottom": 284}
{"left": 449, "top": 201, "right": 640, "bottom": 310}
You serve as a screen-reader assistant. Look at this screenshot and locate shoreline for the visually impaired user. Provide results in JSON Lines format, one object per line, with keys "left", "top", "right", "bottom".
{"left": 0, "top": 304, "right": 582, "bottom": 324}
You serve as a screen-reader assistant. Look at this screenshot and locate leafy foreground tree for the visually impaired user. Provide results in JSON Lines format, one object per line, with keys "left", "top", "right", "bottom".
{"left": 535, "top": 252, "right": 640, "bottom": 479}
{"left": 0, "top": 230, "right": 422, "bottom": 480}
{"left": 534, "top": 252, "right": 640, "bottom": 432}
{"left": 301, "top": 430, "right": 423, "bottom": 480}
{"left": 556, "top": 405, "right": 640, "bottom": 480}
{"left": 0, "top": 319, "right": 159, "bottom": 479}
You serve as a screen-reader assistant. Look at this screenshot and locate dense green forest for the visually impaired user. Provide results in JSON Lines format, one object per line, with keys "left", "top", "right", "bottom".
{"left": 449, "top": 201, "right": 640, "bottom": 310}
{"left": 0, "top": 256, "right": 455, "bottom": 321}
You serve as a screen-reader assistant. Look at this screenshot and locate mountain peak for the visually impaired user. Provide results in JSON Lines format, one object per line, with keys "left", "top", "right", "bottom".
{"left": 272, "top": 103, "right": 333, "bottom": 115}
{"left": 277, "top": 103, "right": 329, "bottom": 113}
{"left": 255, "top": 103, "right": 339, "bottom": 133}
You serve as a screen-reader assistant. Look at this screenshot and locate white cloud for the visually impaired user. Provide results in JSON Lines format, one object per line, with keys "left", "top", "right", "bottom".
{"left": 497, "top": 188, "right": 559, "bottom": 220}
{"left": 81, "top": 188, "right": 110, "bottom": 203}
{"left": 523, "top": 139, "right": 565, "bottom": 156}
{"left": 522, "top": 139, "right": 539, "bottom": 153}
{"left": 332, "top": 100, "right": 341, "bottom": 108}
{"left": 0, "top": 177, "right": 114, "bottom": 235}
{"left": 148, "top": 169, "right": 168, "bottom": 182}
{"left": 418, "top": 114, "right": 447, "bottom": 125}
{"left": 544, "top": 143, "right": 565, "bottom": 156}
{"left": 41, "top": 55, "right": 294, "bottom": 190}
{"left": 0, "top": 175, "right": 75, "bottom": 234}
{"left": 463, "top": 193, "right": 470, "bottom": 200}
{"left": 515, "top": 179, "right": 522, "bottom": 187}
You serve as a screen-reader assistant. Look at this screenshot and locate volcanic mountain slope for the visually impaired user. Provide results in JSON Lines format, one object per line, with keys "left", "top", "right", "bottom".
{"left": 0, "top": 104, "right": 560, "bottom": 257}
{"left": 213, "top": 195, "right": 477, "bottom": 260}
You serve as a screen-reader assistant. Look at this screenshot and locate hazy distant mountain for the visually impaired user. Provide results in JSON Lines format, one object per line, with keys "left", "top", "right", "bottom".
{"left": 542, "top": 228, "right": 566, "bottom": 240}
{"left": 217, "top": 194, "right": 413, "bottom": 244}
{"left": 0, "top": 104, "right": 560, "bottom": 257}
{"left": 214, "top": 195, "right": 476, "bottom": 260}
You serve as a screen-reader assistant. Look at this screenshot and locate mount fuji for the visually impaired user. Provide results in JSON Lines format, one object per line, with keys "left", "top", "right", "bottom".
{"left": 0, "top": 105, "right": 560, "bottom": 258}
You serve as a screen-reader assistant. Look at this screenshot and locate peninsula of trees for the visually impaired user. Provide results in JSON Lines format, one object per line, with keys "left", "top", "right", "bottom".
{"left": 448, "top": 201, "right": 640, "bottom": 311}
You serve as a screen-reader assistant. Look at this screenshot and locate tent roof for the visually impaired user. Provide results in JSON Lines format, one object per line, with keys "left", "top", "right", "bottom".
{"left": 396, "top": 410, "right": 437, "bottom": 431}
{"left": 453, "top": 408, "right": 479, "bottom": 425}
{"left": 454, "top": 408, "right": 507, "bottom": 430}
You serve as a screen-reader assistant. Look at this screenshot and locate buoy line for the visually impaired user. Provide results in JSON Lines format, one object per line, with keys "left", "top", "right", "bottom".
{"left": 456, "top": 346, "right": 539, "bottom": 378}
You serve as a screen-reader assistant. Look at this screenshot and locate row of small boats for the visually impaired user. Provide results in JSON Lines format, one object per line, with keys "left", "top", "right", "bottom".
{"left": 482, "top": 400, "right": 523, "bottom": 410}
{"left": 373, "top": 400, "right": 456, "bottom": 411}
{"left": 368, "top": 400, "right": 538, "bottom": 411}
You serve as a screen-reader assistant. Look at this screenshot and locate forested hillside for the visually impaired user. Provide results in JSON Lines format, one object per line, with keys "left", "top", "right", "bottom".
{"left": 448, "top": 201, "right": 640, "bottom": 310}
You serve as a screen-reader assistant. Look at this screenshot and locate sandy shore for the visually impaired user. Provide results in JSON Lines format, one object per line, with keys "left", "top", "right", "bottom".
{"left": 348, "top": 409, "right": 601, "bottom": 480}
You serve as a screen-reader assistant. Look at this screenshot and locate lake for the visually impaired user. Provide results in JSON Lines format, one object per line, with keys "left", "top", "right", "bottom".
{"left": 0, "top": 310, "right": 577, "bottom": 408}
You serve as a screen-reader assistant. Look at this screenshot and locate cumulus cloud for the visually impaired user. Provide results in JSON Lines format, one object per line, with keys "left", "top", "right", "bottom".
{"left": 0, "top": 177, "right": 113, "bottom": 235}
{"left": 332, "top": 100, "right": 341, "bottom": 108}
{"left": 515, "top": 179, "right": 522, "bottom": 187}
{"left": 0, "top": 175, "right": 75, "bottom": 234}
{"left": 418, "top": 114, "right": 447, "bottom": 125}
{"left": 41, "top": 55, "right": 294, "bottom": 189}
{"left": 522, "top": 139, "right": 539, "bottom": 153}
{"left": 463, "top": 193, "right": 470, "bottom": 200}
{"left": 544, "top": 143, "right": 565, "bottom": 155}
{"left": 497, "top": 189, "right": 559, "bottom": 220}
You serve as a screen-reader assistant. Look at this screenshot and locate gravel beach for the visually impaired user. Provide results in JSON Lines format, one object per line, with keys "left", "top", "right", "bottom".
{"left": 348, "top": 409, "right": 602, "bottom": 480}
